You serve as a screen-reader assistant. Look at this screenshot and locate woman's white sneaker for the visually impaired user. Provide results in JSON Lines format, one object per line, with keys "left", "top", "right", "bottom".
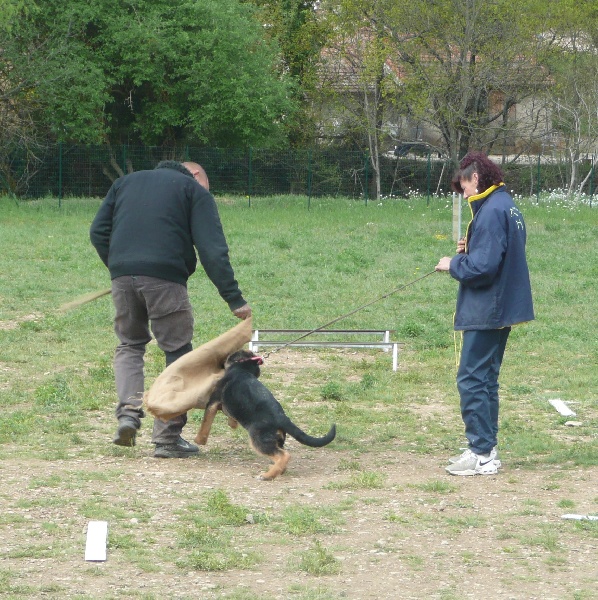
{"left": 445, "top": 448, "right": 499, "bottom": 476}
{"left": 448, "top": 446, "right": 501, "bottom": 468}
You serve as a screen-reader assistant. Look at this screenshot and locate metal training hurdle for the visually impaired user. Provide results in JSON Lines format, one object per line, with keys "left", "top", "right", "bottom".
{"left": 249, "top": 329, "right": 402, "bottom": 371}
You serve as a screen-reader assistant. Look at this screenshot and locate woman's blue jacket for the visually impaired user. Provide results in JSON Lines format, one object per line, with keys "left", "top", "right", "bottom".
{"left": 449, "top": 184, "right": 535, "bottom": 330}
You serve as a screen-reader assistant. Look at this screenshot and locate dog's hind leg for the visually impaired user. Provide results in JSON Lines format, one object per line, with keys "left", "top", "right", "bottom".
{"left": 261, "top": 449, "right": 291, "bottom": 480}
{"left": 256, "top": 447, "right": 290, "bottom": 481}
{"left": 195, "top": 403, "right": 220, "bottom": 445}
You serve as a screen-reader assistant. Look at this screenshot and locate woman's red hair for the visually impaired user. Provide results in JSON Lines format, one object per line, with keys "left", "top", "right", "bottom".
{"left": 451, "top": 152, "right": 504, "bottom": 194}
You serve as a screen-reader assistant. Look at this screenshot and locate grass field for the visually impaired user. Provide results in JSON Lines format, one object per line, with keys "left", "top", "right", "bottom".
{"left": 0, "top": 193, "right": 596, "bottom": 599}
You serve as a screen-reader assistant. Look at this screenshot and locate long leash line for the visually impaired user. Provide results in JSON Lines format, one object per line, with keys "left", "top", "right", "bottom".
{"left": 263, "top": 269, "right": 438, "bottom": 358}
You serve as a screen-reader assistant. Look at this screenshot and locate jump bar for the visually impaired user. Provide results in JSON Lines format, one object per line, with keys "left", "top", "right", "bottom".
{"left": 249, "top": 329, "right": 402, "bottom": 371}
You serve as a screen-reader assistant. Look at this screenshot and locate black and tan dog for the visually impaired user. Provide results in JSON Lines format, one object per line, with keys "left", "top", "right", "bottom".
{"left": 195, "top": 350, "right": 336, "bottom": 480}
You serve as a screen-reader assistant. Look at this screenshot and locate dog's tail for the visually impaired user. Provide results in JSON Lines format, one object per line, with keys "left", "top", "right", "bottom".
{"left": 283, "top": 420, "right": 336, "bottom": 448}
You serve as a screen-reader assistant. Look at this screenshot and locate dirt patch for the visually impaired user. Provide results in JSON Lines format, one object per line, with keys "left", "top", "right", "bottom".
{"left": 0, "top": 351, "right": 596, "bottom": 599}
{"left": 1, "top": 445, "right": 597, "bottom": 599}
{"left": 0, "top": 312, "right": 42, "bottom": 331}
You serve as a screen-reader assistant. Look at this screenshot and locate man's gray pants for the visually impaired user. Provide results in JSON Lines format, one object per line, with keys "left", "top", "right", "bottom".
{"left": 111, "top": 275, "right": 194, "bottom": 444}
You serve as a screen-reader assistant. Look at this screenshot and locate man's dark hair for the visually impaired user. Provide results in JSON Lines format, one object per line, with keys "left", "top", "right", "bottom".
{"left": 156, "top": 160, "right": 194, "bottom": 178}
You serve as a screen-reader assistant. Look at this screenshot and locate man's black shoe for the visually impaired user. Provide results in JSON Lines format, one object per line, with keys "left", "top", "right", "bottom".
{"left": 113, "top": 417, "right": 139, "bottom": 447}
{"left": 154, "top": 436, "right": 200, "bottom": 458}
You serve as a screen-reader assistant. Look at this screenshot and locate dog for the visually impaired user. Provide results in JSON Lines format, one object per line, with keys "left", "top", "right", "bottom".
{"left": 195, "top": 350, "right": 336, "bottom": 480}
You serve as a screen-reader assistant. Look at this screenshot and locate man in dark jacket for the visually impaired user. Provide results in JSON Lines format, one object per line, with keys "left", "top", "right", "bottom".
{"left": 90, "top": 160, "right": 251, "bottom": 458}
{"left": 436, "top": 152, "right": 534, "bottom": 476}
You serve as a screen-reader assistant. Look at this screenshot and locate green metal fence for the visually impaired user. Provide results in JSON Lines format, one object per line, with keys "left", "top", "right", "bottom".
{"left": 2, "top": 144, "right": 596, "bottom": 203}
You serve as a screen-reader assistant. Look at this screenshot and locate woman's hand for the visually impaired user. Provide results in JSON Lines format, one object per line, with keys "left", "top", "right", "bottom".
{"left": 435, "top": 257, "right": 452, "bottom": 272}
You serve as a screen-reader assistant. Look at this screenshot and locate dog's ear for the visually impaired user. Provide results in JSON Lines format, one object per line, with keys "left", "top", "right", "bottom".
{"left": 225, "top": 350, "right": 244, "bottom": 367}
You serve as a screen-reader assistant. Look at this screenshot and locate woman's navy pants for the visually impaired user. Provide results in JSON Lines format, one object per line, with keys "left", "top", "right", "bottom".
{"left": 456, "top": 328, "right": 511, "bottom": 455}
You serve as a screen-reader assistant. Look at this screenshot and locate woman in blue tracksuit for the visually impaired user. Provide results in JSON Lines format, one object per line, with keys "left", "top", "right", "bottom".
{"left": 436, "top": 152, "right": 534, "bottom": 476}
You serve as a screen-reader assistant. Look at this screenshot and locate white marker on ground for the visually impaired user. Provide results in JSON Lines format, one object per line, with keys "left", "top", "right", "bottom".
{"left": 85, "top": 520, "right": 108, "bottom": 561}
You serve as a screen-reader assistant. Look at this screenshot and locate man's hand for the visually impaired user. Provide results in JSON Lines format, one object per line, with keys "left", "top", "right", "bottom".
{"left": 456, "top": 237, "right": 466, "bottom": 254}
{"left": 232, "top": 303, "right": 252, "bottom": 320}
{"left": 435, "top": 257, "right": 452, "bottom": 272}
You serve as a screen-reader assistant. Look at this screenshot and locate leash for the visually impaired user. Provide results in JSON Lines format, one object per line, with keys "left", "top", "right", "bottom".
{"left": 263, "top": 269, "right": 437, "bottom": 358}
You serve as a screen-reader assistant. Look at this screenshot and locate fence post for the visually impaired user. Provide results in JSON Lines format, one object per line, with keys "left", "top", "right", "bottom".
{"left": 590, "top": 160, "right": 595, "bottom": 208}
{"left": 536, "top": 153, "right": 541, "bottom": 204}
{"left": 364, "top": 150, "right": 369, "bottom": 205}
{"left": 248, "top": 146, "right": 252, "bottom": 207}
{"left": 426, "top": 151, "right": 431, "bottom": 206}
{"left": 307, "top": 149, "right": 312, "bottom": 210}
{"left": 452, "top": 192, "right": 462, "bottom": 242}
{"left": 58, "top": 142, "right": 63, "bottom": 206}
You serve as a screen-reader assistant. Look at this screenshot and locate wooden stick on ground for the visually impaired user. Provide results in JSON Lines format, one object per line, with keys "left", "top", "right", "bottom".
{"left": 58, "top": 288, "right": 111, "bottom": 312}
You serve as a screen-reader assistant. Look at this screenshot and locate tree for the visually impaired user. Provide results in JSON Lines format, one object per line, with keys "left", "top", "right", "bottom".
{"left": 0, "top": 2, "right": 108, "bottom": 192}
{"left": 392, "top": 0, "right": 560, "bottom": 162}
{"left": 316, "top": 2, "right": 396, "bottom": 199}
{"left": 0, "top": 0, "right": 29, "bottom": 31}
{"left": 320, "top": 0, "right": 561, "bottom": 165}
{"left": 96, "top": 0, "right": 297, "bottom": 147}
{"left": 2, "top": 0, "right": 297, "bottom": 151}
{"left": 244, "top": 0, "right": 331, "bottom": 146}
{"left": 548, "top": 46, "right": 598, "bottom": 194}
{"left": 542, "top": 0, "right": 598, "bottom": 193}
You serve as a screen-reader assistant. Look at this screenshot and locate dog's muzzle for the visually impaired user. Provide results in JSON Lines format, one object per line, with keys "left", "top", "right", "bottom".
{"left": 240, "top": 356, "right": 264, "bottom": 365}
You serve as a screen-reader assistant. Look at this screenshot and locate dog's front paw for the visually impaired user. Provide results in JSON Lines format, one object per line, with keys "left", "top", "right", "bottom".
{"left": 195, "top": 435, "right": 208, "bottom": 445}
